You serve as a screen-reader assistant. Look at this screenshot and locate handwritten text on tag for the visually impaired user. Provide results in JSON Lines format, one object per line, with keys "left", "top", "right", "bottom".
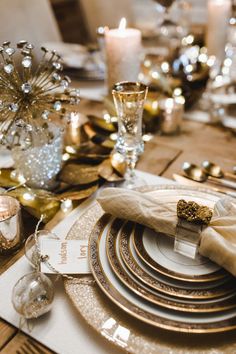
{"left": 39, "top": 239, "right": 91, "bottom": 274}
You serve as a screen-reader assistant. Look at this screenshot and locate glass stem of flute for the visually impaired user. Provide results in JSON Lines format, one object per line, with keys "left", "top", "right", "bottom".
{"left": 126, "top": 152, "right": 137, "bottom": 181}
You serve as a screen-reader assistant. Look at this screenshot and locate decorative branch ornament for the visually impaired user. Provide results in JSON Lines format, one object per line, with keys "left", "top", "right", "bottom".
{"left": 0, "top": 40, "right": 80, "bottom": 150}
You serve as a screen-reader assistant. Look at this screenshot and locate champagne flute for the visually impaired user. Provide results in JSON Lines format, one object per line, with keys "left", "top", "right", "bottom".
{"left": 112, "top": 82, "right": 148, "bottom": 189}
{"left": 153, "top": 0, "right": 189, "bottom": 40}
{"left": 154, "top": 0, "right": 175, "bottom": 8}
{"left": 153, "top": 0, "right": 176, "bottom": 35}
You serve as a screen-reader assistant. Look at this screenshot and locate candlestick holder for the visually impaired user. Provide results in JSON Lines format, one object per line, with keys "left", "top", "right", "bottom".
{"left": 112, "top": 81, "right": 148, "bottom": 188}
{"left": 0, "top": 195, "right": 23, "bottom": 255}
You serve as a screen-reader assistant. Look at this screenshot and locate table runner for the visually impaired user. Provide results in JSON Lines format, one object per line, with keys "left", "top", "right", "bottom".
{"left": 0, "top": 171, "right": 170, "bottom": 354}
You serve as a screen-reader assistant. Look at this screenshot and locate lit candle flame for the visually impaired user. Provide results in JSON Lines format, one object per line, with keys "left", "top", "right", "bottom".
{"left": 118, "top": 17, "right": 126, "bottom": 31}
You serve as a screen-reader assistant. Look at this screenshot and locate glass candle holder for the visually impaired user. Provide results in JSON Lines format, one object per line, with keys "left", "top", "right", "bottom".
{"left": 112, "top": 81, "right": 148, "bottom": 188}
{"left": 12, "top": 123, "right": 63, "bottom": 190}
{"left": 159, "top": 97, "right": 184, "bottom": 135}
{"left": 0, "top": 195, "right": 23, "bottom": 255}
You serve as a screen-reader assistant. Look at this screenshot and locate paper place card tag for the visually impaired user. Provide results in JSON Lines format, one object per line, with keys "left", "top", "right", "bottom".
{"left": 39, "top": 239, "right": 91, "bottom": 274}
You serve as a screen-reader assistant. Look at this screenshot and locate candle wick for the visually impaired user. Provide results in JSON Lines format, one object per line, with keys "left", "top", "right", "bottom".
{"left": 118, "top": 17, "right": 126, "bottom": 31}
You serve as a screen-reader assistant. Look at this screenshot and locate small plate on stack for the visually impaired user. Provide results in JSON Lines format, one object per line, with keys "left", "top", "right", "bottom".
{"left": 89, "top": 185, "right": 236, "bottom": 333}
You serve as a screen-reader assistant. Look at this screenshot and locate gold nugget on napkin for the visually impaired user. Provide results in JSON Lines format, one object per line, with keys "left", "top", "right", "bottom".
{"left": 175, "top": 199, "right": 213, "bottom": 259}
{"left": 177, "top": 199, "right": 213, "bottom": 225}
{"left": 97, "top": 188, "right": 236, "bottom": 277}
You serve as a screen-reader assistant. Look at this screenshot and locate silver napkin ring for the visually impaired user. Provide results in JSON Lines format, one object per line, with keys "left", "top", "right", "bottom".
{"left": 174, "top": 199, "right": 213, "bottom": 259}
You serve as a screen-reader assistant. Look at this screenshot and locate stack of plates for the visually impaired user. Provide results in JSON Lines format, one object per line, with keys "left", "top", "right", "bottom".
{"left": 89, "top": 186, "right": 236, "bottom": 333}
{"left": 42, "top": 42, "right": 105, "bottom": 81}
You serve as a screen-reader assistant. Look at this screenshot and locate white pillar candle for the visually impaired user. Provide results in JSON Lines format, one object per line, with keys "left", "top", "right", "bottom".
{"left": 105, "top": 18, "right": 141, "bottom": 91}
{"left": 206, "top": 0, "right": 232, "bottom": 62}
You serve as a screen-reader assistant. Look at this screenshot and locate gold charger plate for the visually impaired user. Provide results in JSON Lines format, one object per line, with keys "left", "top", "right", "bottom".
{"left": 64, "top": 185, "right": 236, "bottom": 353}
{"left": 106, "top": 219, "right": 236, "bottom": 312}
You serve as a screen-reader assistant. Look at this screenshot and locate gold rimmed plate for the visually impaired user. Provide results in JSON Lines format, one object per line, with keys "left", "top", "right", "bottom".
{"left": 89, "top": 213, "right": 236, "bottom": 333}
{"left": 121, "top": 224, "right": 233, "bottom": 297}
{"left": 133, "top": 226, "right": 227, "bottom": 284}
{"left": 118, "top": 220, "right": 236, "bottom": 298}
{"left": 106, "top": 218, "right": 236, "bottom": 313}
{"left": 132, "top": 185, "right": 228, "bottom": 283}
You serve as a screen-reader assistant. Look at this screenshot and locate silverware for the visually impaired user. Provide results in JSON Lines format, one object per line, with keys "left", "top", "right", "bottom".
{"left": 173, "top": 174, "right": 236, "bottom": 198}
{"left": 202, "top": 161, "right": 236, "bottom": 181}
{"left": 182, "top": 162, "right": 236, "bottom": 190}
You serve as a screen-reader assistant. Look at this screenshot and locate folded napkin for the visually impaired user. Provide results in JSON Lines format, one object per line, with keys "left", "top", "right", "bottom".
{"left": 97, "top": 188, "right": 236, "bottom": 277}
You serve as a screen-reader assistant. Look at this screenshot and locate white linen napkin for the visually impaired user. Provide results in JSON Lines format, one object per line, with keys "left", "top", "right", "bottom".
{"left": 97, "top": 188, "right": 236, "bottom": 277}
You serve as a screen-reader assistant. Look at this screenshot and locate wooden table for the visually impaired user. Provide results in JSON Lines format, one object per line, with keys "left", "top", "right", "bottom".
{"left": 0, "top": 99, "right": 235, "bottom": 354}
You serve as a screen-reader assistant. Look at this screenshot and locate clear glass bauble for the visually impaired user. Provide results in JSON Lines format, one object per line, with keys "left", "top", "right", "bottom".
{"left": 25, "top": 230, "right": 59, "bottom": 268}
{"left": 12, "top": 271, "right": 54, "bottom": 319}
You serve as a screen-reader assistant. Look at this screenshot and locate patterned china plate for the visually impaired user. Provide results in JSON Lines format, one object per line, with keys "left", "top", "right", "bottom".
{"left": 89, "top": 213, "right": 236, "bottom": 333}
{"left": 119, "top": 222, "right": 232, "bottom": 296}
{"left": 106, "top": 219, "right": 236, "bottom": 312}
{"left": 132, "top": 187, "right": 227, "bottom": 282}
{"left": 133, "top": 227, "right": 226, "bottom": 283}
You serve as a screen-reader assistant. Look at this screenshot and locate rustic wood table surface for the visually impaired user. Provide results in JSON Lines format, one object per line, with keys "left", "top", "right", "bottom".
{"left": 0, "top": 98, "right": 235, "bottom": 354}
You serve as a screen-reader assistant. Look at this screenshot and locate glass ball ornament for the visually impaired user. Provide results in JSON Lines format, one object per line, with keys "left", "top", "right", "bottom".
{"left": 12, "top": 271, "right": 54, "bottom": 319}
{"left": 25, "top": 230, "right": 59, "bottom": 268}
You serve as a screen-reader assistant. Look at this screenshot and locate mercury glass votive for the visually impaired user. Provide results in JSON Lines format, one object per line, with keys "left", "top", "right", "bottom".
{"left": 12, "top": 123, "right": 63, "bottom": 190}
{"left": 160, "top": 98, "right": 184, "bottom": 135}
{"left": 112, "top": 81, "right": 148, "bottom": 188}
{"left": 0, "top": 195, "right": 23, "bottom": 255}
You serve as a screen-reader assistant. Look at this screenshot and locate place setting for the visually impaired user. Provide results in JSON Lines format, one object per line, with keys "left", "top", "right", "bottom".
{"left": 0, "top": 1, "right": 236, "bottom": 354}
{"left": 62, "top": 181, "right": 236, "bottom": 353}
